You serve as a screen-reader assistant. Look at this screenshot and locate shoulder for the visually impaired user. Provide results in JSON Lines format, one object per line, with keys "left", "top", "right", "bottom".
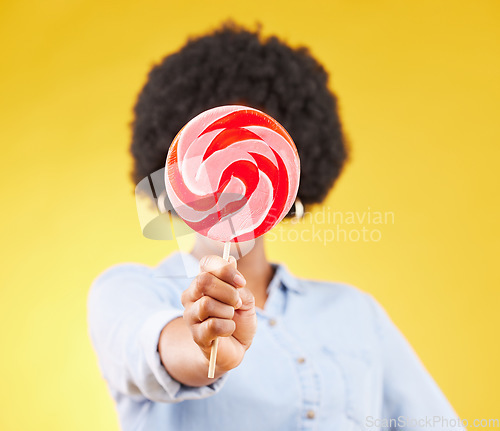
{"left": 293, "top": 276, "right": 383, "bottom": 345}
{"left": 88, "top": 253, "right": 190, "bottom": 307}
{"left": 88, "top": 262, "right": 159, "bottom": 305}
{"left": 299, "top": 277, "right": 400, "bottom": 344}
{"left": 298, "top": 276, "right": 375, "bottom": 313}
{"left": 90, "top": 251, "right": 193, "bottom": 287}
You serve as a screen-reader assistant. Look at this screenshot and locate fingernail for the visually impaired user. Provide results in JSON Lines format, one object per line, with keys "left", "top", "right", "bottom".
{"left": 235, "top": 298, "right": 243, "bottom": 309}
{"left": 233, "top": 273, "right": 246, "bottom": 287}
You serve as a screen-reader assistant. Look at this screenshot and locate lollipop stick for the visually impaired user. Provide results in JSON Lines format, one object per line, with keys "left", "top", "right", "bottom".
{"left": 208, "top": 241, "right": 231, "bottom": 378}
{"left": 222, "top": 240, "right": 231, "bottom": 261}
{"left": 207, "top": 337, "right": 219, "bottom": 379}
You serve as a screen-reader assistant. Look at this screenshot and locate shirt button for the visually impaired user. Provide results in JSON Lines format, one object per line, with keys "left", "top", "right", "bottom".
{"left": 297, "top": 357, "right": 306, "bottom": 364}
{"left": 306, "top": 410, "right": 316, "bottom": 419}
{"left": 268, "top": 318, "right": 277, "bottom": 326}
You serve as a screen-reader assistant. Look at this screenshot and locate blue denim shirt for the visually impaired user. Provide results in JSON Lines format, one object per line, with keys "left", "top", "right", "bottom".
{"left": 88, "top": 252, "right": 463, "bottom": 431}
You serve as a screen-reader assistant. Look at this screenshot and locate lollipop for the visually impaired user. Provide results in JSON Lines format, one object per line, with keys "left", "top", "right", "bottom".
{"left": 164, "top": 105, "right": 300, "bottom": 377}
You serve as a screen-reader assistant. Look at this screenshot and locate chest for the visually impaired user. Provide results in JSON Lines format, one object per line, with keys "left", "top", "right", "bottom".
{"left": 212, "top": 312, "right": 384, "bottom": 430}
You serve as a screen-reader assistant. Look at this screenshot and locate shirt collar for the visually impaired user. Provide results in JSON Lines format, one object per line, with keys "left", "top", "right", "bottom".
{"left": 157, "top": 251, "right": 305, "bottom": 295}
{"left": 269, "top": 262, "right": 305, "bottom": 295}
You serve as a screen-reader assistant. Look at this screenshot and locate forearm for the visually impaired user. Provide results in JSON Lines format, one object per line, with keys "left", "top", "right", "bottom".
{"left": 158, "top": 317, "right": 228, "bottom": 387}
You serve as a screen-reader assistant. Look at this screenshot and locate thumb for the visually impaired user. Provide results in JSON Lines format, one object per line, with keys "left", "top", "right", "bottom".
{"left": 228, "top": 255, "right": 238, "bottom": 268}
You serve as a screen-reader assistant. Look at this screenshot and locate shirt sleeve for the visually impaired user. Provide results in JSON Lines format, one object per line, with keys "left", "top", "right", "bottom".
{"left": 87, "top": 264, "right": 229, "bottom": 404}
{"left": 364, "top": 293, "right": 466, "bottom": 431}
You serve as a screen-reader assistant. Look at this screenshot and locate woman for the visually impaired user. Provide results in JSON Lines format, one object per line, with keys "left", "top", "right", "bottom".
{"left": 88, "top": 23, "right": 463, "bottom": 431}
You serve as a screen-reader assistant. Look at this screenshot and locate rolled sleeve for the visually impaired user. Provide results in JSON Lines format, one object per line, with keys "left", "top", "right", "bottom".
{"left": 87, "top": 264, "right": 229, "bottom": 404}
{"left": 140, "top": 308, "right": 229, "bottom": 402}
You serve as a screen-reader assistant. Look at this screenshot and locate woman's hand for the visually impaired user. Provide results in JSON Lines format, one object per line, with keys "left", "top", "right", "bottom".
{"left": 181, "top": 255, "right": 257, "bottom": 372}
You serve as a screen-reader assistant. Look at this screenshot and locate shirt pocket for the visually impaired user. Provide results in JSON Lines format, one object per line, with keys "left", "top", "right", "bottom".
{"left": 322, "top": 345, "right": 383, "bottom": 428}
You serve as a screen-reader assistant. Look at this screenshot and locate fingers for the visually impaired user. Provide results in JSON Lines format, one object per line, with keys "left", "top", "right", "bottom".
{"left": 192, "top": 318, "right": 236, "bottom": 349}
{"left": 233, "top": 286, "right": 256, "bottom": 311}
{"left": 180, "top": 255, "right": 248, "bottom": 352}
{"left": 184, "top": 295, "right": 236, "bottom": 325}
{"left": 181, "top": 267, "right": 244, "bottom": 309}
{"left": 199, "top": 255, "right": 246, "bottom": 288}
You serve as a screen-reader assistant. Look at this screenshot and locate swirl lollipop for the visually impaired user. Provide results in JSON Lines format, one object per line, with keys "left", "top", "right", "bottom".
{"left": 165, "top": 105, "right": 300, "bottom": 377}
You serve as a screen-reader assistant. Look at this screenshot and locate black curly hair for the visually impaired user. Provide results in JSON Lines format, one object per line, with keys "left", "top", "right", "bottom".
{"left": 130, "top": 22, "right": 348, "bottom": 214}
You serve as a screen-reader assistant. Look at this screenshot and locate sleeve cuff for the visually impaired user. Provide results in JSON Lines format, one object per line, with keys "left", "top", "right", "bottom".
{"left": 139, "top": 308, "right": 230, "bottom": 403}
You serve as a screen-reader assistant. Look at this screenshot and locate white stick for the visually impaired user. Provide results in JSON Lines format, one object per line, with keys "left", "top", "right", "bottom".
{"left": 208, "top": 241, "right": 231, "bottom": 378}
{"left": 222, "top": 240, "right": 231, "bottom": 261}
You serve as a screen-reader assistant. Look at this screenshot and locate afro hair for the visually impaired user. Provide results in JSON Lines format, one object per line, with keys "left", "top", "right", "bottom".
{"left": 130, "top": 22, "right": 349, "bottom": 213}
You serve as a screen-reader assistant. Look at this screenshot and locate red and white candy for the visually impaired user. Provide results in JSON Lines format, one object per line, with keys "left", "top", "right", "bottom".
{"left": 164, "top": 105, "right": 300, "bottom": 243}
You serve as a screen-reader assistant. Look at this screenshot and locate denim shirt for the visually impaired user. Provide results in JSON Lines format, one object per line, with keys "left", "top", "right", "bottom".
{"left": 87, "top": 252, "right": 463, "bottom": 431}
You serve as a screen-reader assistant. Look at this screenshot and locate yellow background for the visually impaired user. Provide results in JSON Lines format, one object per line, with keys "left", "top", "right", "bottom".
{"left": 1, "top": 0, "right": 499, "bottom": 429}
